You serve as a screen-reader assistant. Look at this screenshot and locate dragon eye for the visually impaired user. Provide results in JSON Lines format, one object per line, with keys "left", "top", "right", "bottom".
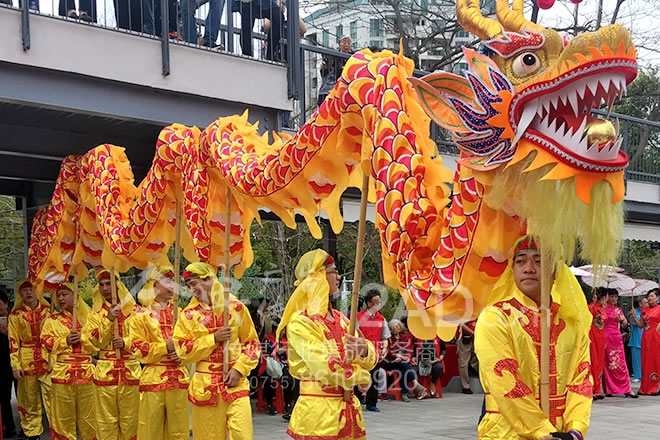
{"left": 512, "top": 52, "right": 541, "bottom": 77}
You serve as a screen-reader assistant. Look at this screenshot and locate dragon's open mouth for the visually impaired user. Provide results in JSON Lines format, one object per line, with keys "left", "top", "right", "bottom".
{"left": 512, "top": 57, "right": 637, "bottom": 171}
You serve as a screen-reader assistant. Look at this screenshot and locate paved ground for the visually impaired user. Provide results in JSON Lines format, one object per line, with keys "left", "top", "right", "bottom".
{"left": 9, "top": 387, "right": 660, "bottom": 439}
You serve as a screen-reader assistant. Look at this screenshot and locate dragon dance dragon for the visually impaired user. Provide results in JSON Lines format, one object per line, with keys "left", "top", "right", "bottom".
{"left": 27, "top": 0, "right": 637, "bottom": 339}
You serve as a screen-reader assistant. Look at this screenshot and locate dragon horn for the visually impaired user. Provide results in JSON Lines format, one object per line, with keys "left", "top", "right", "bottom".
{"left": 456, "top": 0, "right": 504, "bottom": 41}
{"left": 496, "top": 0, "right": 544, "bottom": 33}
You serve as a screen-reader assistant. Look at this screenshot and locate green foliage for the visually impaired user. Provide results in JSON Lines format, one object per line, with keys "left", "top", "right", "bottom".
{"left": 0, "top": 196, "right": 25, "bottom": 301}
{"left": 621, "top": 240, "right": 660, "bottom": 282}
{"left": 379, "top": 287, "right": 402, "bottom": 321}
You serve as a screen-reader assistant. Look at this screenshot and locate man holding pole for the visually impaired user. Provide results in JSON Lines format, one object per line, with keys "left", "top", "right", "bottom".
{"left": 8, "top": 279, "right": 52, "bottom": 440}
{"left": 84, "top": 269, "right": 141, "bottom": 440}
{"left": 474, "top": 236, "right": 592, "bottom": 440}
{"left": 129, "top": 266, "right": 190, "bottom": 439}
{"left": 41, "top": 282, "right": 97, "bottom": 440}
{"left": 276, "top": 249, "right": 376, "bottom": 440}
{"left": 173, "top": 262, "right": 260, "bottom": 440}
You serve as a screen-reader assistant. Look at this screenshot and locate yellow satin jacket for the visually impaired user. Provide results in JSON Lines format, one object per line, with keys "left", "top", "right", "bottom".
{"left": 173, "top": 295, "right": 260, "bottom": 405}
{"left": 475, "top": 290, "right": 592, "bottom": 439}
{"left": 129, "top": 303, "right": 190, "bottom": 391}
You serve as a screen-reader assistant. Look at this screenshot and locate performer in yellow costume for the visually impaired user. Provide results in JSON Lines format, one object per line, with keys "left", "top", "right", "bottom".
{"left": 84, "top": 269, "right": 141, "bottom": 440}
{"left": 129, "top": 266, "right": 190, "bottom": 439}
{"left": 41, "top": 282, "right": 97, "bottom": 440}
{"left": 8, "top": 279, "right": 52, "bottom": 440}
{"left": 277, "top": 249, "right": 376, "bottom": 440}
{"left": 475, "top": 237, "right": 592, "bottom": 440}
{"left": 173, "top": 262, "right": 260, "bottom": 440}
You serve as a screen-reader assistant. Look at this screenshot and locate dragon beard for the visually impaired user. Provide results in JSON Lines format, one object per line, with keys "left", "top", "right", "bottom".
{"left": 485, "top": 154, "right": 623, "bottom": 270}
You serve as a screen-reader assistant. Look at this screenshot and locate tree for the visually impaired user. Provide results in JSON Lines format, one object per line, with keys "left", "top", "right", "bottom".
{"left": 301, "top": 0, "right": 482, "bottom": 71}
{"left": 0, "top": 196, "right": 25, "bottom": 301}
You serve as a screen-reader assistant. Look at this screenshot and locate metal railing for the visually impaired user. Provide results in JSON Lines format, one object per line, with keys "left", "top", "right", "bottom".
{"left": 4, "top": 0, "right": 299, "bottom": 76}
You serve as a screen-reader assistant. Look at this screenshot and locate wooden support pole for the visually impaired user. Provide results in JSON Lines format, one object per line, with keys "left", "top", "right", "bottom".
{"left": 110, "top": 268, "right": 121, "bottom": 360}
{"left": 223, "top": 187, "right": 232, "bottom": 376}
{"left": 173, "top": 199, "right": 182, "bottom": 323}
{"left": 344, "top": 173, "right": 370, "bottom": 402}
{"left": 539, "top": 249, "right": 553, "bottom": 416}
{"left": 72, "top": 273, "right": 79, "bottom": 331}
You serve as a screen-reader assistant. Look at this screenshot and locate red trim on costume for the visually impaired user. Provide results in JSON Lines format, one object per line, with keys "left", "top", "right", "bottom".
{"left": 566, "top": 361, "right": 594, "bottom": 398}
{"left": 188, "top": 389, "right": 250, "bottom": 406}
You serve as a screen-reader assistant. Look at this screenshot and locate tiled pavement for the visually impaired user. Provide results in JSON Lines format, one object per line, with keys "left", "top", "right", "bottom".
{"left": 10, "top": 387, "right": 660, "bottom": 439}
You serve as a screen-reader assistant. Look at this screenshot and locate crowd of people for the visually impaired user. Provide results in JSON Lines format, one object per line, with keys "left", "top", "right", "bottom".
{"left": 589, "top": 286, "right": 660, "bottom": 399}
{"left": 0, "top": 0, "right": 296, "bottom": 61}
{"left": 0, "top": 253, "right": 480, "bottom": 440}
{"left": 2, "top": 239, "right": 658, "bottom": 440}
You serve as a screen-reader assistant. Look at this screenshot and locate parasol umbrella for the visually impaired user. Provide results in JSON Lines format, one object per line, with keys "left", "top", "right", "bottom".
{"left": 620, "top": 279, "right": 660, "bottom": 297}
{"left": 569, "top": 266, "right": 592, "bottom": 277}
{"left": 581, "top": 272, "right": 636, "bottom": 293}
{"left": 576, "top": 264, "right": 626, "bottom": 274}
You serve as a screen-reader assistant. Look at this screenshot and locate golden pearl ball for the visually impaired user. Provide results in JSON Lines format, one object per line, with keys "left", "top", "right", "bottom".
{"left": 585, "top": 119, "right": 616, "bottom": 145}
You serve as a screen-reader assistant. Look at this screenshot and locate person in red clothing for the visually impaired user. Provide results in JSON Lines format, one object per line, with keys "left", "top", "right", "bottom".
{"left": 356, "top": 290, "right": 390, "bottom": 411}
{"left": 589, "top": 290, "right": 607, "bottom": 399}
{"left": 639, "top": 288, "right": 660, "bottom": 395}
{"left": 384, "top": 319, "right": 428, "bottom": 401}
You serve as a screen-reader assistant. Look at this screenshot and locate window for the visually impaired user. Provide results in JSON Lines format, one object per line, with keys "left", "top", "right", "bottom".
{"left": 456, "top": 30, "right": 470, "bottom": 39}
{"left": 369, "top": 40, "right": 382, "bottom": 50}
{"left": 323, "top": 30, "right": 329, "bottom": 47}
{"left": 370, "top": 19, "right": 384, "bottom": 37}
{"left": 351, "top": 41, "right": 358, "bottom": 51}
{"left": 350, "top": 21, "right": 358, "bottom": 40}
{"left": 335, "top": 24, "right": 344, "bottom": 42}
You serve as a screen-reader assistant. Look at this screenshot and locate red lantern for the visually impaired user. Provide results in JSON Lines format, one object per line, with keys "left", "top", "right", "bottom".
{"left": 569, "top": 0, "right": 583, "bottom": 3}
{"left": 537, "top": 0, "right": 555, "bottom": 9}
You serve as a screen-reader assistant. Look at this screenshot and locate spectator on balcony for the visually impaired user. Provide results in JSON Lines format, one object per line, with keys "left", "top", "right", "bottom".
{"left": 59, "top": 0, "right": 96, "bottom": 22}
{"left": 262, "top": 0, "right": 306, "bottom": 62}
{"left": 234, "top": 0, "right": 282, "bottom": 60}
{"left": 114, "top": 0, "right": 144, "bottom": 32}
{"left": 11, "top": 0, "right": 40, "bottom": 10}
{"left": 181, "top": 0, "right": 226, "bottom": 48}
{"left": 317, "top": 35, "right": 352, "bottom": 107}
{"left": 143, "top": 0, "right": 179, "bottom": 38}
{"left": 383, "top": 319, "right": 428, "bottom": 401}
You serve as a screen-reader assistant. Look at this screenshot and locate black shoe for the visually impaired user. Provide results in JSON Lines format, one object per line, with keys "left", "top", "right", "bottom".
{"left": 625, "top": 392, "right": 639, "bottom": 398}
{"left": 282, "top": 412, "right": 291, "bottom": 421}
{"left": 462, "top": 388, "right": 473, "bottom": 394}
{"left": 268, "top": 405, "right": 277, "bottom": 415}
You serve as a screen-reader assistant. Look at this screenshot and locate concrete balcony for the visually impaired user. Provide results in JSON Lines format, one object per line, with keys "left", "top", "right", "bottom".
{"left": 0, "top": 5, "right": 291, "bottom": 208}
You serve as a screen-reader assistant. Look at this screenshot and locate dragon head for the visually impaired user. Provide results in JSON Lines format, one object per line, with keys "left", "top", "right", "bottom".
{"left": 411, "top": 0, "right": 637, "bottom": 266}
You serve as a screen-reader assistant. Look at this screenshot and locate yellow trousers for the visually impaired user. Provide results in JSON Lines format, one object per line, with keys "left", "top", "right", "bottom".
{"left": 137, "top": 388, "right": 189, "bottom": 440}
{"left": 95, "top": 384, "right": 139, "bottom": 440}
{"left": 191, "top": 396, "right": 252, "bottom": 440}
{"left": 16, "top": 374, "right": 51, "bottom": 436}
{"left": 49, "top": 382, "right": 96, "bottom": 440}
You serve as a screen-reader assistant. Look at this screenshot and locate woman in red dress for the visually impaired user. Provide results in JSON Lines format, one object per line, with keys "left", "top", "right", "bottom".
{"left": 639, "top": 288, "right": 660, "bottom": 395}
{"left": 589, "top": 290, "right": 607, "bottom": 399}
